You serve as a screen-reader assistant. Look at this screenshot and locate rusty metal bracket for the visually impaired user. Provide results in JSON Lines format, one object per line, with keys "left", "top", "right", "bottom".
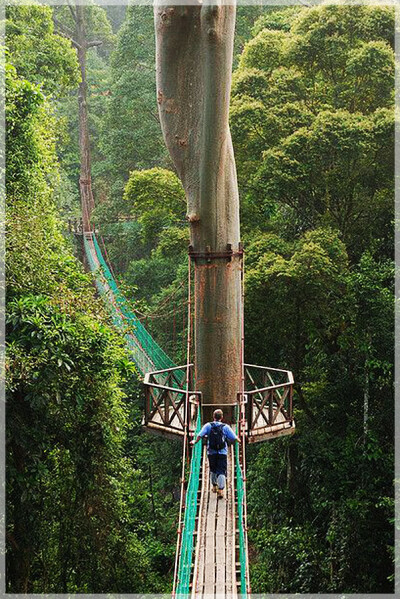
{"left": 188, "top": 242, "right": 244, "bottom": 262}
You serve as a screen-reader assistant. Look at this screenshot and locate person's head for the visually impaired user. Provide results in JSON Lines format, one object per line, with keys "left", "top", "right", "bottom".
{"left": 213, "top": 409, "right": 223, "bottom": 422}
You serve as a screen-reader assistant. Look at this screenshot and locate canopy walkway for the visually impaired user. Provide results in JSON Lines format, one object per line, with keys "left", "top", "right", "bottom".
{"left": 83, "top": 231, "right": 177, "bottom": 376}
{"left": 82, "top": 229, "right": 295, "bottom": 597}
{"left": 192, "top": 446, "right": 241, "bottom": 597}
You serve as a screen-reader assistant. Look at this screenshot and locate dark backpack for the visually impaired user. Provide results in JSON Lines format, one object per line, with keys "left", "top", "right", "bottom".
{"left": 208, "top": 422, "right": 225, "bottom": 451}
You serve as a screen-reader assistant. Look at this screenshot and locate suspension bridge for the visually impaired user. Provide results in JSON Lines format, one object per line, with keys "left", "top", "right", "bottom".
{"left": 81, "top": 227, "right": 295, "bottom": 597}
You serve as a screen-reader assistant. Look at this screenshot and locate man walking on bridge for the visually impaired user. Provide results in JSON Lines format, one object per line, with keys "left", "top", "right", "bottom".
{"left": 191, "top": 409, "right": 240, "bottom": 499}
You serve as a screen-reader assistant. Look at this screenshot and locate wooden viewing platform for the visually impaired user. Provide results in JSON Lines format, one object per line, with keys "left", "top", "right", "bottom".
{"left": 144, "top": 361, "right": 295, "bottom": 444}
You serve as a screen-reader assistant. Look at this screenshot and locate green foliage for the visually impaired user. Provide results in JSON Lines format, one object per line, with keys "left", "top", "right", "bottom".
{"left": 123, "top": 167, "right": 186, "bottom": 246}
{"left": 245, "top": 227, "right": 349, "bottom": 371}
{"left": 7, "top": 3, "right": 394, "bottom": 594}
{"left": 252, "top": 7, "right": 299, "bottom": 35}
{"left": 231, "top": 4, "right": 394, "bottom": 258}
{"left": 54, "top": 3, "right": 114, "bottom": 50}
{"left": 93, "top": 168, "right": 188, "bottom": 312}
{"left": 256, "top": 108, "right": 393, "bottom": 254}
{"left": 6, "top": 295, "right": 154, "bottom": 593}
{"left": 97, "top": 6, "right": 170, "bottom": 202}
{"left": 234, "top": 6, "right": 279, "bottom": 66}
{"left": 6, "top": 4, "right": 79, "bottom": 97}
{"left": 232, "top": 8, "right": 394, "bottom": 592}
{"left": 6, "top": 57, "right": 179, "bottom": 592}
{"left": 7, "top": 64, "right": 65, "bottom": 296}
{"left": 244, "top": 229, "right": 393, "bottom": 592}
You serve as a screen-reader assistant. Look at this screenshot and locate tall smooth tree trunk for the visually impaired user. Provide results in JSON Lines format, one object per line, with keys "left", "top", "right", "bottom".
{"left": 155, "top": 4, "right": 242, "bottom": 422}
{"left": 53, "top": 5, "right": 104, "bottom": 233}
{"left": 363, "top": 357, "right": 370, "bottom": 442}
{"left": 76, "top": 6, "right": 95, "bottom": 232}
{"left": 8, "top": 439, "right": 31, "bottom": 592}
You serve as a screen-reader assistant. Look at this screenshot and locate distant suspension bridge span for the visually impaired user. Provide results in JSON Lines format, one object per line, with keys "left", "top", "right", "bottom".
{"left": 82, "top": 229, "right": 295, "bottom": 597}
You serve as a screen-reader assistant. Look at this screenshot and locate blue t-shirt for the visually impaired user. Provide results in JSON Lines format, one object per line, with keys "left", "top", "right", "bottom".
{"left": 198, "top": 421, "right": 238, "bottom": 455}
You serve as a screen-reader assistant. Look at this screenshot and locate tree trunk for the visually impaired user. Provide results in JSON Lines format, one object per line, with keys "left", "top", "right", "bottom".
{"left": 76, "top": 6, "right": 95, "bottom": 232}
{"left": 7, "top": 442, "right": 31, "bottom": 592}
{"left": 155, "top": 4, "right": 242, "bottom": 423}
{"left": 363, "top": 357, "right": 370, "bottom": 442}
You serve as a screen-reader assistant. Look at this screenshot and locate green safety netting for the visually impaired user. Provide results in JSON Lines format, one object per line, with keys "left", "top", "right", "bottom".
{"left": 175, "top": 411, "right": 202, "bottom": 598}
{"left": 235, "top": 434, "right": 248, "bottom": 597}
{"left": 83, "top": 234, "right": 152, "bottom": 374}
{"left": 83, "top": 232, "right": 178, "bottom": 376}
{"left": 92, "top": 233, "right": 176, "bottom": 371}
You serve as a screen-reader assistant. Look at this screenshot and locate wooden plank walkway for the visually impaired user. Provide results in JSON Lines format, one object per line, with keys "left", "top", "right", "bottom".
{"left": 192, "top": 445, "right": 237, "bottom": 598}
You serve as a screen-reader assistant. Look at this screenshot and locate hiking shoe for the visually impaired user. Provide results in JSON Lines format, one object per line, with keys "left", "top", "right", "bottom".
{"left": 212, "top": 484, "right": 218, "bottom": 493}
{"left": 217, "top": 488, "right": 224, "bottom": 499}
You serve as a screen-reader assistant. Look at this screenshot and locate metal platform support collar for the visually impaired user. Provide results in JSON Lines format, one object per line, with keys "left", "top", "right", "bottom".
{"left": 188, "top": 242, "right": 244, "bottom": 262}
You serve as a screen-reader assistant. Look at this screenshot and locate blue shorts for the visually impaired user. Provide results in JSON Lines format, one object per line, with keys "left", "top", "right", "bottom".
{"left": 208, "top": 453, "right": 227, "bottom": 477}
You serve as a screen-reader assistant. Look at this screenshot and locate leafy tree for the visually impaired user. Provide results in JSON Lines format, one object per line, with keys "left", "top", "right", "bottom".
{"left": 234, "top": 10, "right": 396, "bottom": 575}
{"left": 93, "top": 168, "right": 187, "bottom": 303}
{"left": 123, "top": 168, "right": 186, "bottom": 245}
{"left": 233, "top": 6, "right": 280, "bottom": 67}
{"left": 245, "top": 227, "right": 349, "bottom": 373}
{"left": 231, "top": 4, "right": 394, "bottom": 259}
{"left": 52, "top": 3, "right": 114, "bottom": 229}
{"left": 6, "top": 60, "right": 179, "bottom": 593}
{"left": 243, "top": 223, "right": 393, "bottom": 592}
{"left": 98, "top": 6, "right": 170, "bottom": 204}
{"left": 6, "top": 4, "right": 79, "bottom": 98}
{"left": 256, "top": 108, "right": 393, "bottom": 256}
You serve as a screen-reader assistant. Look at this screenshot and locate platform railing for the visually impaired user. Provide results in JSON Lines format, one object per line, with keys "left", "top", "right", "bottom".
{"left": 144, "top": 364, "right": 201, "bottom": 437}
{"left": 173, "top": 410, "right": 202, "bottom": 598}
{"left": 244, "top": 363, "right": 295, "bottom": 441}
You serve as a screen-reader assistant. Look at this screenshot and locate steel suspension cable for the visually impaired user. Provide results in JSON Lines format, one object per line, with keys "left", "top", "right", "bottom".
{"left": 236, "top": 248, "right": 250, "bottom": 596}
{"left": 172, "top": 254, "right": 195, "bottom": 597}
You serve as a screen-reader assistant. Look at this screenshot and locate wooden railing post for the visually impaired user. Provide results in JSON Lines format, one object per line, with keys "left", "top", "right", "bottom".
{"left": 165, "top": 388, "right": 170, "bottom": 426}
{"left": 268, "top": 390, "right": 273, "bottom": 425}
{"left": 143, "top": 364, "right": 201, "bottom": 438}
{"left": 145, "top": 384, "right": 149, "bottom": 425}
{"left": 289, "top": 384, "right": 293, "bottom": 420}
{"left": 247, "top": 393, "right": 252, "bottom": 433}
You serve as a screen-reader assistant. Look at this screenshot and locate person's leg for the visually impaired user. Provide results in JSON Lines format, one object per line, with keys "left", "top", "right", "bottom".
{"left": 208, "top": 454, "right": 218, "bottom": 490}
{"left": 216, "top": 454, "right": 227, "bottom": 497}
{"left": 217, "top": 473, "right": 225, "bottom": 489}
{"left": 219, "top": 454, "right": 228, "bottom": 488}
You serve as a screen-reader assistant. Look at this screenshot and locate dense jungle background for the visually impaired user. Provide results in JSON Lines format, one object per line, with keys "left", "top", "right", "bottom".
{"left": 6, "top": 3, "right": 394, "bottom": 593}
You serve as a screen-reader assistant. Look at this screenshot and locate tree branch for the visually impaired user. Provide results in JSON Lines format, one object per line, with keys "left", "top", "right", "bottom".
{"left": 294, "top": 383, "right": 317, "bottom": 423}
{"left": 53, "top": 17, "right": 75, "bottom": 41}
{"left": 87, "top": 40, "right": 103, "bottom": 49}
{"left": 67, "top": 0, "right": 77, "bottom": 23}
{"left": 71, "top": 39, "right": 84, "bottom": 52}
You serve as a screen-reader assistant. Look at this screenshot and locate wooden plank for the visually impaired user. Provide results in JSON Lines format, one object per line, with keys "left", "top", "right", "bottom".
{"left": 203, "top": 481, "right": 216, "bottom": 597}
{"left": 215, "top": 483, "right": 226, "bottom": 594}
{"left": 191, "top": 448, "right": 239, "bottom": 598}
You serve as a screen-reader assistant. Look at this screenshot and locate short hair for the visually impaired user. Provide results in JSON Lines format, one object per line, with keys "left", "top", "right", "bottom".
{"left": 213, "top": 409, "right": 223, "bottom": 421}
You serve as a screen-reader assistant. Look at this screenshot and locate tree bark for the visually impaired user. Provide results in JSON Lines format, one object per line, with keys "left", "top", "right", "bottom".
{"left": 155, "top": 4, "right": 242, "bottom": 422}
